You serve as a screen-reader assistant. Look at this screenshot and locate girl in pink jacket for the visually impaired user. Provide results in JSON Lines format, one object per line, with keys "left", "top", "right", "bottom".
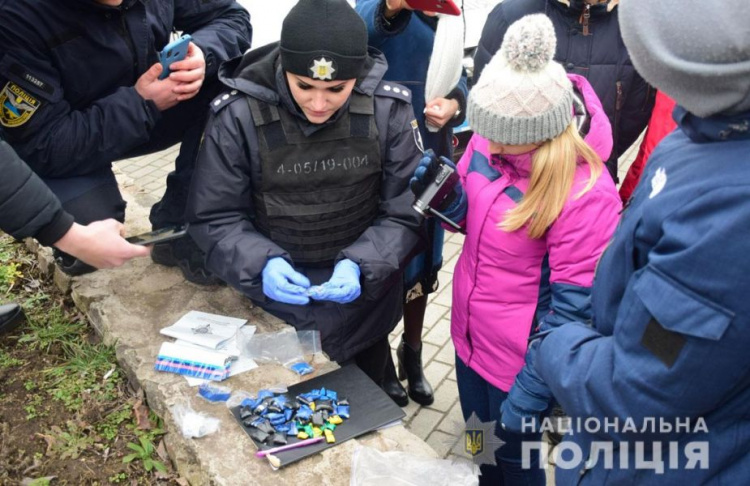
{"left": 411, "top": 14, "right": 620, "bottom": 484}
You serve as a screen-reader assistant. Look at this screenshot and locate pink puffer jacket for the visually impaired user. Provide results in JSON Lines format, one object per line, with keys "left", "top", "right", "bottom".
{"left": 451, "top": 74, "right": 622, "bottom": 391}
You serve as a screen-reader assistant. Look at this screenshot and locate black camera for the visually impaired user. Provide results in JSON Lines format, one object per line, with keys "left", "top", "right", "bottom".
{"left": 412, "top": 153, "right": 462, "bottom": 231}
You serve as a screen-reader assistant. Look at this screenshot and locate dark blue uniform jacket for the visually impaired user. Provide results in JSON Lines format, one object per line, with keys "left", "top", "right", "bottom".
{"left": 0, "top": 0, "right": 251, "bottom": 177}
{"left": 537, "top": 108, "right": 750, "bottom": 484}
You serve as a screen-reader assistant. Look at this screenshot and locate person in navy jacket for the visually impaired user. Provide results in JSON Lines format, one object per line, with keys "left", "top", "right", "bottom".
{"left": 0, "top": 0, "right": 251, "bottom": 282}
{"left": 535, "top": 0, "right": 750, "bottom": 483}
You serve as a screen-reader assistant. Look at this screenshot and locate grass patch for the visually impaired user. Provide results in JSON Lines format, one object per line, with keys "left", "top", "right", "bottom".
{"left": 0, "top": 236, "right": 176, "bottom": 483}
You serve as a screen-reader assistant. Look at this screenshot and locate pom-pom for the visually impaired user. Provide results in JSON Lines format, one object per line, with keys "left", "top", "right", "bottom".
{"left": 500, "top": 14, "right": 557, "bottom": 72}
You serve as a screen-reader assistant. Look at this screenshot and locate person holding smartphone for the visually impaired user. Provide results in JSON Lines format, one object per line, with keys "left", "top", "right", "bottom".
{"left": 0, "top": 134, "right": 150, "bottom": 335}
{"left": 410, "top": 15, "right": 621, "bottom": 483}
{"left": 0, "top": 0, "right": 252, "bottom": 284}
{"left": 185, "top": 0, "right": 424, "bottom": 387}
{"left": 356, "top": 0, "right": 468, "bottom": 407}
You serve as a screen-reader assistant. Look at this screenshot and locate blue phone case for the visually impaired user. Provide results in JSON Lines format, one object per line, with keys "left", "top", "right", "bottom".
{"left": 158, "top": 34, "right": 192, "bottom": 80}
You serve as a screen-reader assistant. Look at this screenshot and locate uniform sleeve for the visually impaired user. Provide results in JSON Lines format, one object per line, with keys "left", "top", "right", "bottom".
{"left": 536, "top": 186, "right": 750, "bottom": 440}
{"left": 173, "top": 0, "right": 252, "bottom": 78}
{"left": 340, "top": 99, "right": 425, "bottom": 300}
{"left": 356, "top": 0, "right": 413, "bottom": 45}
{"left": 0, "top": 140, "right": 73, "bottom": 245}
{"left": 186, "top": 110, "right": 289, "bottom": 302}
{"left": 0, "top": 35, "right": 160, "bottom": 177}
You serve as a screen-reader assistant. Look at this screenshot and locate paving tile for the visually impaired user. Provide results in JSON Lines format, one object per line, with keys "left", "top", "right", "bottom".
{"left": 423, "top": 317, "right": 451, "bottom": 347}
{"left": 423, "top": 360, "right": 451, "bottom": 390}
{"left": 441, "top": 242, "right": 463, "bottom": 261}
{"left": 426, "top": 430, "right": 457, "bottom": 458}
{"left": 127, "top": 164, "right": 160, "bottom": 179}
{"left": 426, "top": 376, "right": 459, "bottom": 413}
{"left": 433, "top": 339, "right": 456, "bottom": 365}
{"left": 437, "top": 270, "right": 453, "bottom": 287}
{"left": 407, "top": 408, "right": 444, "bottom": 440}
{"left": 423, "top": 302, "right": 450, "bottom": 329}
{"left": 431, "top": 285, "right": 453, "bottom": 308}
{"left": 402, "top": 397, "right": 422, "bottom": 422}
{"left": 437, "top": 401, "right": 466, "bottom": 436}
{"left": 440, "top": 253, "right": 460, "bottom": 274}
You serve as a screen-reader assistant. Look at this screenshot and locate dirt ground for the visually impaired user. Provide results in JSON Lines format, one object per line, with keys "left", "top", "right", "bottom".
{"left": 0, "top": 237, "right": 186, "bottom": 486}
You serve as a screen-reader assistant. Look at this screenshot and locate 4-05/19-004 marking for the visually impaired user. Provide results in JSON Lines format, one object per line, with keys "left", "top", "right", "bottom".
{"left": 276, "top": 155, "right": 370, "bottom": 175}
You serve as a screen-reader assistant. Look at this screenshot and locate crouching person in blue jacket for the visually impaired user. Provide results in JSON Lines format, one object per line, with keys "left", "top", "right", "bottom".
{"left": 532, "top": 0, "right": 750, "bottom": 483}
{"left": 185, "top": 0, "right": 424, "bottom": 386}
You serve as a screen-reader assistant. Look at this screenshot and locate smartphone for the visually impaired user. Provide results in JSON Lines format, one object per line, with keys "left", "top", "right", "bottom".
{"left": 405, "top": 0, "right": 461, "bottom": 16}
{"left": 158, "top": 34, "right": 192, "bottom": 80}
{"left": 126, "top": 225, "right": 187, "bottom": 246}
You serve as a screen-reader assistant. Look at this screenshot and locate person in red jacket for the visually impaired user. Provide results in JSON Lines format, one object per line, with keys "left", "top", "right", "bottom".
{"left": 618, "top": 92, "right": 677, "bottom": 202}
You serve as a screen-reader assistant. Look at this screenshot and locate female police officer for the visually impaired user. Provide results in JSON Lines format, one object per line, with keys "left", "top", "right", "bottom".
{"left": 185, "top": 0, "right": 424, "bottom": 385}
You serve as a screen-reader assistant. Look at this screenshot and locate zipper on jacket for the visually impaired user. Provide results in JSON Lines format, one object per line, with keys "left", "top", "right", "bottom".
{"left": 118, "top": 13, "right": 139, "bottom": 82}
{"left": 579, "top": 4, "right": 591, "bottom": 36}
{"left": 609, "top": 80, "right": 624, "bottom": 183}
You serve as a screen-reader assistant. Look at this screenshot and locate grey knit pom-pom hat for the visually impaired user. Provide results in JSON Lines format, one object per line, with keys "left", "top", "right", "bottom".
{"left": 467, "top": 14, "right": 573, "bottom": 145}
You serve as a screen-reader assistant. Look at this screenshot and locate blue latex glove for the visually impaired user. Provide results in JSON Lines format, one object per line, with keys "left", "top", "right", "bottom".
{"left": 308, "top": 259, "right": 361, "bottom": 304}
{"left": 409, "top": 150, "right": 467, "bottom": 222}
{"left": 500, "top": 338, "right": 554, "bottom": 433}
{"left": 261, "top": 257, "right": 311, "bottom": 305}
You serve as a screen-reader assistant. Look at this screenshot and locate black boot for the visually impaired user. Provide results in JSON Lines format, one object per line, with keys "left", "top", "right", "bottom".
{"left": 382, "top": 352, "right": 408, "bottom": 407}
{"left": 0, "top": 303, "right": 26, "bottom": 335}
{"left": 397, "top": 334, "right": 434, "bottom": 406}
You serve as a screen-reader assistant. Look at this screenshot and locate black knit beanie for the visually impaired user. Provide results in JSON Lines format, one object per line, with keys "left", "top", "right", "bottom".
{"left": 280, "top": 0, "right": 368, "bottom": 81}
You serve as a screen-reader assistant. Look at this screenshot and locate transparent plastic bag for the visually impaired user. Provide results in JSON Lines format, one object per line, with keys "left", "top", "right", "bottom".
{"left": 170, "top": 400, "right": 220, "bottom": 438}
{"left": 350, "top": 446, "right": 479, "bottom": 486}
{"left": 242, "top": 328, "right": 313, "bottom": 375}
{"left": 297, "top": 330, "right": 323, "bottom": 356}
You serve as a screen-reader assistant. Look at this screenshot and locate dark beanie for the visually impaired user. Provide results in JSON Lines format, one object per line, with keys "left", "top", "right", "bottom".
{"left": 280, "top": 0, "right": 368, "bottom": 81}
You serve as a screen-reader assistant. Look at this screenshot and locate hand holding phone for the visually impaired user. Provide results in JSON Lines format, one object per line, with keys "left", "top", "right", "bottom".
{"left": 158, "top": 34, "right": 192, "bottom": 80}
{"left": 126, "top": 225, "right": 188, "bottom": 246}
{"left": 403, "top": 0, "right": 461, "bottom": 16}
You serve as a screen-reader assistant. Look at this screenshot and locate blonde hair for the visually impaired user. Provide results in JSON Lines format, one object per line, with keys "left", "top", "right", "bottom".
{"left": 500, "top": 123, "right": 602, "bottom": 239}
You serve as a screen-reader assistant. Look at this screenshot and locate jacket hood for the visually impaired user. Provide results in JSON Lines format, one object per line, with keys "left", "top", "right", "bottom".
{"left": 674, "top": 107, "right": 750, "bottom": 144}
{"left": 218, "top": 43, "right": 388, "bottom": 107}
{"left": 568, "top": 73, "right": 613, "bottom": 162}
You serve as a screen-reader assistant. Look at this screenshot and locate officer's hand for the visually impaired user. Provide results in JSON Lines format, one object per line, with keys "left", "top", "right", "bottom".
{"left": 262, "top": 257, "right": 311, "bottom": 305}
{"left": 308, "top": 259, "right": 361, "bottom": 304}
{"left": 135, "top": 63, "right": 181, "bottom": 111}
{"left": 169, "top": 42, "right": 206, "bottom": 102}
{"left": 54, "top": 220, "right": 151, "bottom": 269}
{"left": 425, "top": 97, "right": 460, "bottom": 129}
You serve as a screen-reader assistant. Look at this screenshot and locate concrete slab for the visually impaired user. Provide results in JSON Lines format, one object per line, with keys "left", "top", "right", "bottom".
{"left": 30, "top": 176, "right": 436, "bottom": 485}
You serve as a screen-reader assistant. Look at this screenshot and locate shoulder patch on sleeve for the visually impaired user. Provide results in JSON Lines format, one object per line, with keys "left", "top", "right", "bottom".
{"left": 0, "top": 82, "right": 42, "bottom": 128}
{"left": 375, "top": 81, "right": 412, "bottom": 103}
{"left": 210, "top": 89, "right": 243, "bottom": 114}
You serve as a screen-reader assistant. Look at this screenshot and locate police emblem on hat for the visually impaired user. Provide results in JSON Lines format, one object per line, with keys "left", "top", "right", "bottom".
{"left": 0, "top": 82, "right": 41, "bottom": 128}
{"left": 309, "top": 56, "right": 337, "bottom": 81}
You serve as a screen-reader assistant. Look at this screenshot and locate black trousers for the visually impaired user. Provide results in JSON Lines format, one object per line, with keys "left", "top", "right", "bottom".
{"left": 41, "top": 78, "right": 222, "bottom": 229}
{"left": 349, "top": 336, "right": 390, "bottom": 387}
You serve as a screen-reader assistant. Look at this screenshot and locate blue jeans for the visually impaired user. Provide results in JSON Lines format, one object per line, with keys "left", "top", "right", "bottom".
{"left": 455, "top": 356, "right": 547, "bottom": 486}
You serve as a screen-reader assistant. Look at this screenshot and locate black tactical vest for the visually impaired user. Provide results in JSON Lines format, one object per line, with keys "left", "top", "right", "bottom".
{"left": 248, "top": 92, "right": 382, "bottom": 267}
